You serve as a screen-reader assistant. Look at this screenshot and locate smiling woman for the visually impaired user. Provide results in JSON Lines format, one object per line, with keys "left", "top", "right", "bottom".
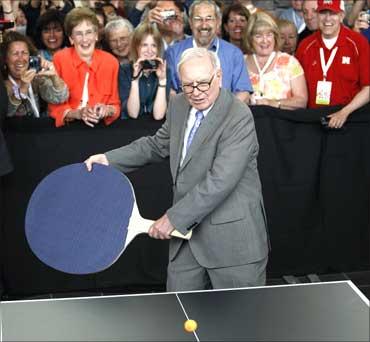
{"left": 33, "top": 9, "right": 67, "bottom": 62}
{"left": 119, "top": 22, "right": 170, "bottom": 120}
{"left": 222, "top": 3, "right": 250, "bottom": 53}
{"left": 48, "top": 7, "right": 120, "bottom": 127}
{"left": 0, "top": 31, "right": 68, "bottom": 118}
{"left": 243, "top": 11, "right": 308, "bottom": 110}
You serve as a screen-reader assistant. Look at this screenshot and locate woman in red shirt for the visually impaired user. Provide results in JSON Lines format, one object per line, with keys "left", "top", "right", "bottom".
{"left": 49, "top": 7, "right": 120, "bottom": 127}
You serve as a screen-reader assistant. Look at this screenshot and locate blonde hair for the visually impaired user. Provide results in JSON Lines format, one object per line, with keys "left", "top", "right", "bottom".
{"left": 129, "top": 22, "right": 163, "bottom": 62}
{"left": 243, "top": 11, "right": 282, "bottom": 54}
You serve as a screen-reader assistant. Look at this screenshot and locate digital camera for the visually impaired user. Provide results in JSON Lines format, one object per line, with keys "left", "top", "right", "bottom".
{"left": 161, "top": 10, "right": 177, "bottom": 21}
{"left": 141, "top": 59, "right": 160, "bottom": 70}
{"left": 0, "top": 19, "right": 15, "bottom": 32}
{"left": 28, "top": 56, "right": 42, "bottom": 72}
{"left": 359, "top": 11, "right": 370, "bottom": 25}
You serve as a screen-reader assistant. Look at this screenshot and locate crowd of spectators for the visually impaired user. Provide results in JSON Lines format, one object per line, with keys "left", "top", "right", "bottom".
{"left": 0, "top": 0, "right": 368, "bottom": 129}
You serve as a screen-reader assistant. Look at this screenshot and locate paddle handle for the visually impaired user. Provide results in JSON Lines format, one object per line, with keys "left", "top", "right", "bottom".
{"left": 171, "top": 229, "right": 192, "bottom": 240}
{"left": 139, "top": 217, "right": 192, "bottom": 240}
{"left": 132, "top": 217, "right": 192, "bottom": 240}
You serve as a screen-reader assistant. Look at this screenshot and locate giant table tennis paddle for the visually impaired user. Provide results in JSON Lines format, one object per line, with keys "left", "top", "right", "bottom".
{"left": 25, "top": 163, "right": 191, "bottom": 275}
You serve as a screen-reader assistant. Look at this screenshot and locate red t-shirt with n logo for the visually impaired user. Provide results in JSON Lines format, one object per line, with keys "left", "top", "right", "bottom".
{"left": 296, "top": 25, "right": 369, "bottom": 108}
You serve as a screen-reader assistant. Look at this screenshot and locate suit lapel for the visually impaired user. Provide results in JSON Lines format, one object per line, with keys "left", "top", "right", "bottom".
{"left": 172, "top": 97, "right": 191, "bottom": 181}
{"left": 179, "top": 89, "right": 231, "bottom": 171}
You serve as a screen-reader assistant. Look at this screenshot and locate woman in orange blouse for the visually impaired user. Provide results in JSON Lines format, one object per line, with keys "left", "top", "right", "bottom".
{"left": 49, "top": 7, "right": 120, "bottom": 127}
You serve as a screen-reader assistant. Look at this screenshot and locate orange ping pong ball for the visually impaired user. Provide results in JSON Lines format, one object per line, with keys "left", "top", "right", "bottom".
{"left": 184, "top": 319, "right": 198, "bottom": 332}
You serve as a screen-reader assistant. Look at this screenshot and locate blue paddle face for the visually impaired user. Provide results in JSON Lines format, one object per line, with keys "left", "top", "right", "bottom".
{"left": 25, "top": 163, "right": 134, "bottom": 275}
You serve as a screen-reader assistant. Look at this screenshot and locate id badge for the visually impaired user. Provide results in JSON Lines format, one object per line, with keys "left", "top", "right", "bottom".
{"left": 316, "top": 80, "right": 332, "bottom": 105}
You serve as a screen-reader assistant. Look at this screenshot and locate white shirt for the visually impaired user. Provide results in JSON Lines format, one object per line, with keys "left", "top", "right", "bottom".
{"left": 180, "top": 104, "right": 213, "bottom": 165}
{"left": 322, "top": 37, "right": 338, "bottom": 50}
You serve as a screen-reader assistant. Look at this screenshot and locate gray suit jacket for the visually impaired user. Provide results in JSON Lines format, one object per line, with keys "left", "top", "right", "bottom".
{"left": 106, "top": 88, "right": 269, "bottom": 268}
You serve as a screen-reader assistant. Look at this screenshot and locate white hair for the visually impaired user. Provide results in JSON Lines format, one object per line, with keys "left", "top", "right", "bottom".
{"left": 177, "top": 47, "right": 221, "bottom": 75}
{"left": 105, "top": 18, "right": 134, "bottom": 36}
{"left": 189, "top": 0, "right": 222, "bottom": 20}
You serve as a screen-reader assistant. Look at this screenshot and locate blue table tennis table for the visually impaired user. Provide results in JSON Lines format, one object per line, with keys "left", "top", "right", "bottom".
{"left": 0, "top": 281, "right": 368, "bottom": 341}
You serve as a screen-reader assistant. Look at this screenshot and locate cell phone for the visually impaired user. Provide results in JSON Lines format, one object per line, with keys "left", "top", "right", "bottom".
{"left": 320, "top": 116, "right": 346, "bottom": 131}
{"left": 320, "top": 116, "right": 329, "bottom": 127}
{"left": 28, "top": 56, "right": 42, "bottom": 72}
{"left": 141, "top": 59, "right": 160, "bottom": 70}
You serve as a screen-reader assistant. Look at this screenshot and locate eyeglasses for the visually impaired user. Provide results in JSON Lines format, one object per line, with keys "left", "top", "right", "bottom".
{"left": 192, "top": 16, "right": 216, "bottom": 24}
{"left": 109, "top": 36, "right": 129, "bottom": 46}
{"left": 72, "top": 29, "right": 96, "bottom": 40}
{"left": 253, "top": 31, "right": 274, "bottom": 41}
{"left": 181, "top": 73, "right": 216, "bottom": 95}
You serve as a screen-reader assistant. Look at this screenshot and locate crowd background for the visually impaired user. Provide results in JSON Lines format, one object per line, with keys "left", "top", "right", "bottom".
{"left": 0, "top": 0, "right": 368, "bottom": 126}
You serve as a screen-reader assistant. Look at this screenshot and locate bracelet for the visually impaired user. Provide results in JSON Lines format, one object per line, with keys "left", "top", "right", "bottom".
{"left": 158, "top": 83, "right": 166, "bottom": 88}
{"left": 132, "top": 68, "right": 142, "bottom": 81}
{"left": 3, "top": 10, "right": 13, "bottom": 14}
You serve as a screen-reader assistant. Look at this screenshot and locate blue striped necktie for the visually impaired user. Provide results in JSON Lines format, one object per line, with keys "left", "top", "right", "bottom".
{"left": 185, "top": 110, "right": 204, "bottom": 154}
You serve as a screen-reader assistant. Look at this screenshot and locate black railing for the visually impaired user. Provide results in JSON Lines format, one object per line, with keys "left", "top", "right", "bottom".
{"left": 1, "top": 104, "right": 369, "bottom": 298}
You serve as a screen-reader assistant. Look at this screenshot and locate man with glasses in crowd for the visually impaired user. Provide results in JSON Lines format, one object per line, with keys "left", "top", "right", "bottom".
{"left": 165, "top": 0, "right": 252, "bottom": 102}
{"left": 85, "top": 47, "right": 269, "bottom": 291}
{"left": 104, "top": 18, "right": 134, "bottom": 66}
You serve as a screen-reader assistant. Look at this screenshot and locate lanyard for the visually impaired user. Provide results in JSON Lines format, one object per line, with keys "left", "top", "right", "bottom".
{"left": 253, "top": 51, "right": 276, "bottom": 94}
{"left": 9, "top": 75, "right": 40, "bottom": 117}
{"left": 319, "top": 47, "right": 338, "bottom": 80}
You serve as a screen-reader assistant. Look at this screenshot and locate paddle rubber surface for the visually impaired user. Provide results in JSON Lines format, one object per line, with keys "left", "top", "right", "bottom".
{"left": 25, "top": 163, "right": 134, "bottom": 274}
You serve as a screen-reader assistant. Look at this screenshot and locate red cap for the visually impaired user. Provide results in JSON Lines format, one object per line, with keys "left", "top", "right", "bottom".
{"left": 317, "top": 0, "right": 345, "bottom": 13}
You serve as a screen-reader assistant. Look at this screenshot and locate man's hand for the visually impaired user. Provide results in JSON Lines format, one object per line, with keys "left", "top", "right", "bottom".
{"left": 84, "top": 154, "right": 109, "bottom": 171}
{"left": 135, "top": 0, "right": 152, "bottom": 12}
{"left": 353, "top": 11, "right": 369, "bottom": 33}
{"left": 327, "top": 109, "right": 350, "bottom": 129}
{"left": 148, "top": 213, "right": 174, "bottom": 240}
{"left": 147, "top": 6, "right": 164, "bottom": 25}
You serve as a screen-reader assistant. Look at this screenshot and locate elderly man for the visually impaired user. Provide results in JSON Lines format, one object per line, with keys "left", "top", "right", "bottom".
{"left": 166, "top": 0, "right": 252, "bottom": 103}
{"left": 296, "top": 0, "right": 369, "bottom": 129}
{"left": 85, "top": 47, "right": 269, "bottom": 291}
{"left": 104, "top": 18, "right": 134, "bottom": 65}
